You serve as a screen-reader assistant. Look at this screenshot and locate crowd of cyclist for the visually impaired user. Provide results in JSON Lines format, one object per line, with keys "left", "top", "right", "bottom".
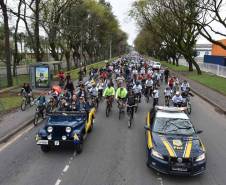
{"left": 19, "top": 53, "right": 192, "bottom": 124}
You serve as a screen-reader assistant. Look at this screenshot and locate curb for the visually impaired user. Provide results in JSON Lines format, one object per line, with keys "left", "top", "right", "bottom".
{"left": 0, "top": 118, "right": 34, "bottom": 144}
{"left": 0, "top": 85, "right": 19, "bottom": 93}
{"left": 190, "top": 88, "right": 226, "bottom": 115}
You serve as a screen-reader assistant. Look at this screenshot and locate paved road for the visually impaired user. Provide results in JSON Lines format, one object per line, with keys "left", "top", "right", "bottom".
{"left": 0, "top": 84, "right": 226, "bottom": 185}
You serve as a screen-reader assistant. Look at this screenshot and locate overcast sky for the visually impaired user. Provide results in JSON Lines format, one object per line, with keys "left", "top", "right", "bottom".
{"left": 106, "top": 0, "right": 226, "bottom": 45}
{"left": 106, "top": 0, "right": 138, "bottom": 46}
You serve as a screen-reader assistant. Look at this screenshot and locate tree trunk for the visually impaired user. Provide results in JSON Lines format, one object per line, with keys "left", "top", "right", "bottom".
{"left": 65, "top": 50, "right": 71, "bottom": 71}
{"left": 49, "top": 42, "right": 59, "bottom": 61}
{"left": 0, "top": 0, "right": 13, "bottom": 87}
{"left": 191, "top": 58, "right": 202, "bottom": 75}
{"left": 34, "top": 0, "right": 42, "bottom": 62}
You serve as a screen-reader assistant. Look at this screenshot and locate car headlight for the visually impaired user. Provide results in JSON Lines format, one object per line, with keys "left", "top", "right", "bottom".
{"left": 47, "top": 126, "right": 53, "bottom": 133}
{"left": 196, "top": 153, "right": 205, "bottom": 162}
{"left": 151, "top": 149, "right": 164, "bottom": 160}
{"left": 47, "top": 135, "right": 52, "bottom": 140}
{"left": 66, "top": 127, "right": 72, "bottom": 133}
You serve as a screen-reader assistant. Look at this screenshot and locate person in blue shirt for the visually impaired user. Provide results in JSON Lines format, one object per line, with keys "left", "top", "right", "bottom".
{"left": 76, "top": 96, "right": 90, "bottom": 111}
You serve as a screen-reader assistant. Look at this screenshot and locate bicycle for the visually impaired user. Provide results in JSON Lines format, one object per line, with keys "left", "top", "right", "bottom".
{"left": 165, "top": 96, "right": 171, "bottom": 106}
{"left": 145, "top": 87, "right": 152, "bottom": 103}
{"left": 21, "top": 93, "right": 33, "bottom": 111}
{"left": 91, "top": 95, "right": 99, "bottom": 109}
{"left": 127, "top": 104, "right": 135, "bottom": 128}
{"left": 118, "top": 99, "right": 125, "bottom": 120}
{"left": 105, "top": 96, "right": 113, "bottom": 117}
{"left": 34, "top": 103, "right": 47, "bottom": 126}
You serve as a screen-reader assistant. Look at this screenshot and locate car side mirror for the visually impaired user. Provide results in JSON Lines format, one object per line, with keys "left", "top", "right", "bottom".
{"left": 196, "top": 130, "right": 203, "bottom": 134}
{"left": 144, "top": 125, "right": 151, "bottom": 131}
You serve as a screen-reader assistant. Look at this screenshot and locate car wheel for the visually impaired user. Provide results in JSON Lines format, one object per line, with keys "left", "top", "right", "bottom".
{"left": 41, "top": 145, "right": 51, "bottom": 153}
{"left": 75, "top": 143, "right": 83, "bottom": 154}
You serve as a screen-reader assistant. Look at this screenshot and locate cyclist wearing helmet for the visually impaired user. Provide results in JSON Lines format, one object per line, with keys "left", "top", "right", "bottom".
{"left": 132, "top": 81, "right": 142, "bottom": 103}
{"left": 172, "top": 91, "right": 183, "bottom": 107}
{"left": 116, "top": 83, "right": 128, "bottom": 102}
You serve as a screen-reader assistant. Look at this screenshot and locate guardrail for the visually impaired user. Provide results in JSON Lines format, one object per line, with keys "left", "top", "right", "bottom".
{"left": 179, "top": 58, "right": 226, "bottom": 78}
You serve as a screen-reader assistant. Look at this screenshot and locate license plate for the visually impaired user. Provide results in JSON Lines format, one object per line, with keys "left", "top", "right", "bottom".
{"left": 37, "top": 140, "right": 48, "bottom": 145}
{"left": 172, "top": 167, "right": 188, "bottom": 172}
{"left": 54, "top": 141, "right": 60, "bottom": 146}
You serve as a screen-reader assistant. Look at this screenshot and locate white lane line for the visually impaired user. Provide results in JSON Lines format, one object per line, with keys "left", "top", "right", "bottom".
{"left": 63, "top": 165, "right": 70, "bottom": 173}
{"left": 55, "top": 179, "right": 61, "bottom": 185}
{"left": 157, "top": 177, "right": 164, "bottom": 185}
{"left": 0, "top": 125, "right": 33, "bottom": 152}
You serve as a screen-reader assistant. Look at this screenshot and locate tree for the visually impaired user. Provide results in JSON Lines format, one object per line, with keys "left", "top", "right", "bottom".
{"left": 0, "top": 0, "right": 13, "bottom": 86}
{"left": 131, "top": 0, "right": 202, "bottom": 74}
{"left": 197, "top": 0, "right": 226, "bottom": 50}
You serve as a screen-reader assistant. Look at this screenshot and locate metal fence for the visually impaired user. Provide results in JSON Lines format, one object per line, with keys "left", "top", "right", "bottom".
{"left": 179, "top": 58, "right": 226, "bottom": 78}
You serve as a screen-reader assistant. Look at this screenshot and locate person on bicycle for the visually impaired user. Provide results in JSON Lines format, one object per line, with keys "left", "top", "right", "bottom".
{"left": 126, "top": 89, "right": 136, "bottom": 115}
{"left": 181, "top": 80, "right": 190, "bottom": 93}
{"left": 152, "top": 87, "right": 159, "bottom": 107}
{"left": 35, "top": 92, "right": 47, "bottom": 112}
{"left": 172, "top": 91, "right": 183, "bottom": 107}
{"left": 97, "top": 79, "right": 105, "bottom": 98}
{"left": 116, "top": 83, "right": 128, "bottom": 105}
{"left": 20, "top": 83, "right": 32, "bottom": 97}
{"left": 164, "top": 68, "right": 170, "bottom": 82}
{"left": 145, "top": 76, "right": 153, "bottom": 97}
{"left": 103, "top": 83, "right": 115, "bottom": 105}
{"left": 164, "top": 86, "right": 172, "bottom": 106}
{"left": 132, "top": 81, "right": 142, "bottom": 103}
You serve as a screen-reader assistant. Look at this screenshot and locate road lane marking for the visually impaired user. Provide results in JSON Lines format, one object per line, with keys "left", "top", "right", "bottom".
{"left": 55, "top": 179, "right": 61, "bottom": 185}
{"left": 157, "top": 177, "right": 164, "bottom": 185}
{"left": 0, "top": 125, "right": 33, "bottom": 152}
{"left": 63, "top": 165, "right": 70, "bottom": 173}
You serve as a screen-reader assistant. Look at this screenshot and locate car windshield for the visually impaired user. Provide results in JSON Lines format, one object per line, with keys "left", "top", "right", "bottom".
{"left": 153, "top": 118, "right": 195, "bottom": 136}
{"left": 49, "top": 115, "right": 85, "bottom": 123}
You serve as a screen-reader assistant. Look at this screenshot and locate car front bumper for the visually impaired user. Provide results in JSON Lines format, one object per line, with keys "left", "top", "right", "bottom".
{"left": 147, "top": 150, "right": 206, "bottom": 176}
{"left": 36, "top": 139, "right": 80, "bottom": 146}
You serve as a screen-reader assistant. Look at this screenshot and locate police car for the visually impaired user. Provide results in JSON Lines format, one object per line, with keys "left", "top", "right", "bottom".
{"left": 145, "top": 106, "right": 206, "bottom": 175}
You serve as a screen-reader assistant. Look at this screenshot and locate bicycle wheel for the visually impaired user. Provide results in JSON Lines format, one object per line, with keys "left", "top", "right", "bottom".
{"left": 187, "top": 102, "right": 192, "bottom": 115}
{"left": 106, "top": 104, "right": 110, "bottom": 117}
{"left": 34, "top": 113, "right": 39, "bottom": 126}
{"left": 21, "top": 99, "right": 27, "bottom": 111}
{"left": 119, "top": 109, "right": 121, "bottom": 120}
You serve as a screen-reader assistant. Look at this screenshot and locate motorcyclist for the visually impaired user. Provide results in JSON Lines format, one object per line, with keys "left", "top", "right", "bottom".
{"left": 172, "top": 91, "right": 183, "bottom": 107}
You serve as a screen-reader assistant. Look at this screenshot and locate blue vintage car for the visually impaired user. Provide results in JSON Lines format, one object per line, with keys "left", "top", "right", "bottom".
{"left": 36, "top": 108, "right": 96, "bottom": 154}
{"left": 145, "top": 106, "right": 206, "bottom": 176}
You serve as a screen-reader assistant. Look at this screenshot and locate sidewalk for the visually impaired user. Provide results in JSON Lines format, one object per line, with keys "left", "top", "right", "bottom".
{"left": 171, "top": 71, "right": 226, "bottom": 114}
